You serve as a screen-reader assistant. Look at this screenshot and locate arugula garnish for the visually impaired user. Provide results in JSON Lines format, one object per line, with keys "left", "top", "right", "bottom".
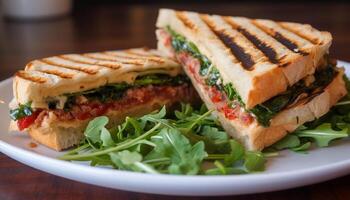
{"left": 60, "top": 98, "right": 350, "bottom": 175}
{"left": 150, "top": 128, "right": 207, "bottom": 175}
{"left": 295, "top": 123, "right": 349, "bottom": 147}
{"left": 60, "top": 104, "right": 265, "bottom": 175}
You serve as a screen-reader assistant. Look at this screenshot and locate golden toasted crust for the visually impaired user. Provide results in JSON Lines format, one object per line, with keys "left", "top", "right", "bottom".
{"left": 156, "top": 9, "right": 332, "bottom": 109}
{"left": 13, "top": 48, "right": 182, "bottom": 109}
{"left": 26, "top": 98, "right": 188, "bottom": 151}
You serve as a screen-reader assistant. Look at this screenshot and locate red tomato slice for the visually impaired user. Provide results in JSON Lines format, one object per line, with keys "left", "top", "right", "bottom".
{"left": 210, "top": 87, "right": 223, "bottom": 103}
{"left": 17, "top": 110, "right": 41, "bottom": 131}
{"left": 222, "top": 105, "right": 237, "bottom": 120}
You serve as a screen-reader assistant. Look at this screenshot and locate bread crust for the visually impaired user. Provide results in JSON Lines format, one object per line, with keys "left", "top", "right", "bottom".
{"left": 156, "top": 9, "right": 332, "bottom": 109}
{"left": 26, "top": 98, "right": 185, "bottom": 151}
{"left": 13, "top": 48, "right": 182, "bottom": 109}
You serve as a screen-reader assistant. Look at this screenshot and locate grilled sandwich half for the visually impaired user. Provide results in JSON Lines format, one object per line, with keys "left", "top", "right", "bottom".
{"left": 9, "top": 48, "right": 198, "bottom": 151}
{"left": 156, "top": 9, "right": 347, "bottom": 150}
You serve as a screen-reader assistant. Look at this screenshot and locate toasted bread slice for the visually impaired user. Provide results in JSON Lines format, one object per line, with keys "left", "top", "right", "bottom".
{"left": 183, "top": 57, "right": 346, "bottom": 150}
{"left": 26, "top": 98, "right": 185, "bottom": 151}
{"left": 14, "top": 48, "right": 182, "bottom": 109}
{"left": 156, "top": 9, "right": 332, "bottom": 109}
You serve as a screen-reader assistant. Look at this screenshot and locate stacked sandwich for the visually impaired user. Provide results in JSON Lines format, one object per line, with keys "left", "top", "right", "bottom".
{"left": 156, "top": 9, "right": 347, "bottom": 150}
{"left": 9, "top": 48, "right": 198, "bottom": 150}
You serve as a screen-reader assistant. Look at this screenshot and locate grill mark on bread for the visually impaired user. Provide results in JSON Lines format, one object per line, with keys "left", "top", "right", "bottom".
{"left": 58, "top": 55, "right": 121, "bottom": 69}
{"left": 16, "top": 71, "right": 47, "bottom": 83}
{"left": 224, "top": 18, "right": 279, "bottom": 64}
{"left": 278, "top": 23, "right": 321, "bottom": 45}
{"left": 202, "top": 16, "right": 255, "bottom": 70}
{"left": 273, "top": 32, "right": 309, "bottom": 56}
{"left": 83, "top": 54, "right": 144, "bottom": 65}
{"left": 103, "top": 51, "right": 166, "bottom": 64}
{"left": 125, "top": 49, "right": 161, "bottom": 57}
{"left": 175, "top": 11, "right": 197, "bottom": 31}
{"left": 37, "top": 69, "right": 74, "bottom": 79}
{"left": 237, "top": 28, "right": 279, "bottom": 64}
{"left": 125, "top": 49, "right": 179, "bottom": 63}
{"left": 40, "top": 59, "right": 98, "bottom": 75}
{"left": 251, "top": 20, "right": 309, "bottom": 56}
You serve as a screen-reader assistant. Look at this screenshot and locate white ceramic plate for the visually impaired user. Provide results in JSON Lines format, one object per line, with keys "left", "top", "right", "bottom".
{"left": 1, "top": 61, "right": 350, "bottom": 196}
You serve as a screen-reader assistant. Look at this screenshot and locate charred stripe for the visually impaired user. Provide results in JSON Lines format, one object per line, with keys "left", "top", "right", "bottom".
{"left": 202, "top": 17, "right": 255, "bottom": 70}
{"left": 58, "top": 55, "right": 121, "bottom": 69}
{"left": 40, "top": 59, "right": 97, "bottom": 75}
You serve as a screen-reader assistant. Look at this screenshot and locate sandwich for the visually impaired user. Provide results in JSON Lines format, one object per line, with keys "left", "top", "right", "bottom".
{"left": 9, "top": 48, "right": 198, "bottom": 151}
{"left": 156, "top": 9, "right": 347, "bottom": 150}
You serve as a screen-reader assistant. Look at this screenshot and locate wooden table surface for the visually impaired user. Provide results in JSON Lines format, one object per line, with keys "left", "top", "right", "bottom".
{"left": 1, "top": 2, "right": 350, "bottom": 200}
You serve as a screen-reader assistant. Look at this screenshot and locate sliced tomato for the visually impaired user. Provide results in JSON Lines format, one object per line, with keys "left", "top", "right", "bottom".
{"left": 210, "top": 87, "right": 223, "bottom": 103}
{"left": 17, "top": 110, "right": 41, "bottom": 131}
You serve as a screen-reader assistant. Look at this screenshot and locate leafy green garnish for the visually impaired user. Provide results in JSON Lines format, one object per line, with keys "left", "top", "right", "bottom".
{"left": 295, "top": 123, "right": 348, "bottom": 147}
{"left": 269, "top": 123, "right": 349, "bottom": 153}
{"left": 60, "top": 104, "right": 266, "bottom": 175}
{"left": 272, "top": 135, "right": 301, "bottom": 150}
{"left": 109, "top": 150, "right": 158, "bottom": 174}
{"left": 9, "top": 102, "right": 33, "bottom": 121}
{"left": 150, "top": 128, "right": 207, "bottom": 175}
{"left": 223, "top": 140, "right": 245, "bottom": 166}
{"left": 244, "top": 151, "right": 266, "bottom": 172}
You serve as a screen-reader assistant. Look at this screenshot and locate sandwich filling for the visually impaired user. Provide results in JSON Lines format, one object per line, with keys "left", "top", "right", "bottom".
{"left": 159, "top": 27, "right": 338, "bottom": 127}
{"left": 10, "top": 74, "right": 194, "bottom": 131}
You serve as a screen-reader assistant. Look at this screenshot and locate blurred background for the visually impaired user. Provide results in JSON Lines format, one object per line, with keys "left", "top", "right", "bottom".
{"left": 0, "top": 0, "right": 349, "bottom": 80}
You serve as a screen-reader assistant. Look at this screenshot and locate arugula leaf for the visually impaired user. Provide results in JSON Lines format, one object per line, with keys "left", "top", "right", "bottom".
{"left": 224, "top": 140, "right": 245, "bottom": 166}
{"left": 150, "top": 128, "right": 207, "bottom": 175}
{"left": 205, "top": 166, "right": 246, "bottom": 175}
{"left": 109, "top": 150, "right": 158, "bottom": 174}
{"left": 140, "top": 106, "right": 170, "bottom": 128}
{"left": 272, "top": 135, "right": 301, "bottom": 150}
{"left": 84, "top": 116, "right": 114, "bottom": 148}
{"left": 174, "top": 103, "right": 194, "bottom": 120}
{"left": 200, "top": 126, "right": 228, "bottom": 145}
{"left": 90, "top": 154, "right": 114, "bottom": 166}
{"left": 244, "top": 151, "right": 266, "bottom": 172}
{"left": 206, "top": 161, "right": 247, "bottom": 175}
{"left": 205, "top": 141, "right": 264, "bottom": 175}
{"left": 110, "top": 116, "right": 143, "bottom": 142}
{"left": 294, "top": 123, "right": 348, "bottom": 147}
{"left": 100, "top": 127, "right": 115, "bottom": 147}
{"left": 175, "top": 109, "right": 213, "bottom": 134}
{"left": 291, "top": 142, "right": 312, "bottom": 153}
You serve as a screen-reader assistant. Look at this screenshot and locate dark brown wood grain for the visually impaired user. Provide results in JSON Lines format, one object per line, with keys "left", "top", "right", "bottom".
{"left": 0, "top": 2, "right": 350, "bottom": 200}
